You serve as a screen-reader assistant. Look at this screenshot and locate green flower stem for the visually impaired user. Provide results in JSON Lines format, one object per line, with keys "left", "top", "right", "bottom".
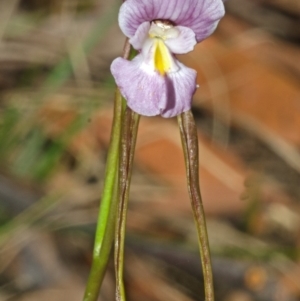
{"left": 83, "top": 89, "right": 123, "bottom": 301}
{"left": 83, "top": 40, "right": 133, "bottom": 301}
{"left": 177, "top": 110, "right": 214, "bottom": 301}
{"left": 115, "top": 108, "right": 140, "bottom": 301}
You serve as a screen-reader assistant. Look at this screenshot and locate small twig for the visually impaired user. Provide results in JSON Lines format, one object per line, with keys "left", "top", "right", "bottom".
{"left": 177, "top": 110, "right": 214, "bottom": 301}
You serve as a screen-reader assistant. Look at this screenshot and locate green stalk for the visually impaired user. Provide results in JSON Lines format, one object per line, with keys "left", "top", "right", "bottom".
{"left": 115, "top": 108, "right": 140, "bottom": 301}
{"left": 177, "top": 110, "right": 214, "bottom": 301}
{"left": 83, "top": 40, "right": 132, "bottom": 301}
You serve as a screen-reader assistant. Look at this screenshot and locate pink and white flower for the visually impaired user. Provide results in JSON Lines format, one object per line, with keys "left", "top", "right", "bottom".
{"left": 111, "top": 0, "right": 225, "bottom": 118}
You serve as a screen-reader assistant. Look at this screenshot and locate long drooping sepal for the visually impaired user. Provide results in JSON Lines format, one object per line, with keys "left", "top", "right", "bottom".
{"left": 177, "top": 111, "right": 214, "bottom": 301}
{"left": 115, "top": 108, "right": 140, "bottom": 301}
{"left": 83, "top": 40, "right": 133, "bottom": 301}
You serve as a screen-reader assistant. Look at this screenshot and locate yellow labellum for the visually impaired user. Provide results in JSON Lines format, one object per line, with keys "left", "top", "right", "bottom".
{"left": 154, "top": 39, "right": 171, "bottom": 76}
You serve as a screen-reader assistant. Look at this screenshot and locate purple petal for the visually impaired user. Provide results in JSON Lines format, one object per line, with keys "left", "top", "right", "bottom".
{"left": 164, "top": 26, "right": 197, "bottom": 54}
{"left": 111, "top": 56, "right": 163, "bottom": 116}
{"left": 129, "top": 22, "right": 150, "bottom": 50}
{"left": 161, "top": 62, "right": 197, "bottom": 118}
{"left": 119, "top": 0, "right": 225, "bottom": 42}
{"left": 110, "top": 56, "right": 196, "bottom": 118}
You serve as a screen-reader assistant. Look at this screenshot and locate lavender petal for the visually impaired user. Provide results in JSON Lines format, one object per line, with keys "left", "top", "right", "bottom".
{"left": 119, "top": 0, "right": 225, "bottom": 42}
{"left": 111, "top": 56, "right": 197, "bottom": 118}
{"left": 164, "top": 26, "right": 197, "bottom": 54}
{"left": 129, "top": 22, "right": 151, "bottom": 50}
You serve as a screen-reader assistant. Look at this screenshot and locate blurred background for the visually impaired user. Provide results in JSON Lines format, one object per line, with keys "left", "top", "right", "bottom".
{"left": 0, "top": 0, "right": 300, "bottom": 300}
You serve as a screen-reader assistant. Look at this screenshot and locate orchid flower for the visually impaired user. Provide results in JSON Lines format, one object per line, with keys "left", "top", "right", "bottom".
{"left": 84, "top": 2, "right": 225, "bottom": 301}
{"left": 111, "top": 0, "right": 225, "bottom": 117}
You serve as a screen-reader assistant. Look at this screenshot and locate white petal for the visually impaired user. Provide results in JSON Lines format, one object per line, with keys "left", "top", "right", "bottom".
{"left": 129, "top": 21, "right": 150, "bottom": 50}
{"left": 165, "top": 26, "right": 196, "bottom": 54}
